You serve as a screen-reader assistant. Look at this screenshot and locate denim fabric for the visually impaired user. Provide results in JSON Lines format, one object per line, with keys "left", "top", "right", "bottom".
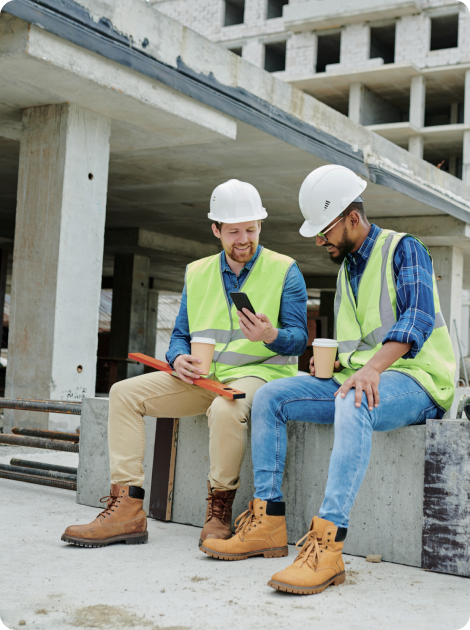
{"left": 166, "top": 245, "right": 308, "bottom": 366}
{"left": 346, "top": 224, "right": 435, "bottom": 359}
{"left": 251, "top": 371, "right": 438, "bottom": 528}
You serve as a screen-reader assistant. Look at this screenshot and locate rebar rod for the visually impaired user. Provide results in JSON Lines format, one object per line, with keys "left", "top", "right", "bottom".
{"left": 0, "top": 434, "right": 79, "bottom": 453}
{"left": 12, "top": 428, "right": 79, "bottom": 443}
{"left": 0, "top": 463, "right": 77, "bottom": 482}
{"left": 0, "top": 470, "right": 76, "bottom": 491}
{"left": 0, "top": 398, "right": 82, "bottom": 415}
{"left": 10, "top": 459, "right": 78, "bottom": 475}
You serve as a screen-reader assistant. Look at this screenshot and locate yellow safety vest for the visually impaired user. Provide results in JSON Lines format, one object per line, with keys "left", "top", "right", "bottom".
{"left": 334, "top": 229, "right": 455, "bottom": 411}
{"left": 186, "top": 247, "right": 299, "bottom": 382}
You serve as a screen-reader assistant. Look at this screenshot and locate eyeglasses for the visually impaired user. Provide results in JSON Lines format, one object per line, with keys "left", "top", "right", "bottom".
{"left": 317, "top": 211, "right": 347, "bottom": 242}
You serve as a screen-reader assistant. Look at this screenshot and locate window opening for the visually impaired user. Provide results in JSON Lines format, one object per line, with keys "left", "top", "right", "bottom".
{"left": 264, "top": 41, "right": 287, "bottom": 72}
{"left": 229, "top": 47, "right": 242, "bottom": 56}
{"left": 267, "top": 0, "right": 288, "bottom": 20}
{"left": 370, "top": 24, "right": 396, "bottom": 64}
{"left": 430, "top": 14, "right": 459, "bottom": 50}
{"left": 224, "top": 0, "right": 245, "bottom": 27}
{"left": 316, "top": 33, "right": 341, "bottom": 73}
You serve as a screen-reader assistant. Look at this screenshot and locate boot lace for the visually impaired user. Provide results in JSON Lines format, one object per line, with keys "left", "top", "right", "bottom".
{"left": 234, "top": 507, "right": 262, "bottom": 535}
{"left": 98, "top": 494, "right": 120, "bottom": 518}
{"left": 206, "top": 493, "right": 232, "bottom": 521}
{"left": 294, "top": 529, "right": 322, "bottom": 570}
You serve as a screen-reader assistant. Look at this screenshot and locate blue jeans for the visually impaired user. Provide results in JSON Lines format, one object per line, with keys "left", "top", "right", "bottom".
{"left": 251, "top": 371, "right": 439, "bottom": 529}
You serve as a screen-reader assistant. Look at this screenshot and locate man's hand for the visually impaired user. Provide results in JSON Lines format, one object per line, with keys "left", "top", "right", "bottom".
{"left": 334, "top": 364, "right": 381, "bottom": 411}
{"left": 173, "top": 354, "right": 203, "bottom": 384}
{"left": 309, "top": 355, "right": 342, "bottom": 376}
{"left": 237, "top": 309, "right": 279, "bottom": 344}
{"left": 333, "top": 341, "right": 413, "bottom": 410}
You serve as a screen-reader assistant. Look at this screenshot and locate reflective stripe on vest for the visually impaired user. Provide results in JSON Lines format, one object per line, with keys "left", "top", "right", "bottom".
{"left": 334, "top": 229, "right": 455, "bottom": 411}
{"left": 186, "top": 247, "right": 298, "bottom": 383}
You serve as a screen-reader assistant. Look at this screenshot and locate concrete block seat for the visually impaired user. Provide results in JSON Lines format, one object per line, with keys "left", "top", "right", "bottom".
{"left": 77, "top": 398, "right": 469, "bottom": 575}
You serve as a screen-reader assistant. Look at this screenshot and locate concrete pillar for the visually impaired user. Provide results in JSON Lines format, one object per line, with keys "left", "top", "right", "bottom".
{"left": 0, "top": 249, "right": 7, "bottom": 351}
{"left": 5, "top": 104, "right": 110, "bottom": 432}
{"left": 429, "top": 246, "right": 463, "bottom": 384}
{"left": 242, "top": 40, "right": 265, "bottom": 68}
{"left": 348, "top": 83, "right": 363, "bottom": 125}
{"left": 464, "top": 71, "right": 470, "bottom": 185}
{"left": 146, "top": 284, "right": 159, "bottom": 358}
{"left": 319, "top": 291, "right": 335, "bottom": 339}
{"left": 408, "top": 75, "right": 425, "bottom": 159}
{"left": 450, "top": 103, "right": 459, "bottom": 125}
{"left": 408, "top": 135, "right": 424, "bottom": 159}
{"left": 109, "top": 254, "right": 150, "bottom": 381}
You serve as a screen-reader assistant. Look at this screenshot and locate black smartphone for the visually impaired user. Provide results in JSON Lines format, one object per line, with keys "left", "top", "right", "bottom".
{"left": 230, "top": 292, "right": 256, "bottom": 316}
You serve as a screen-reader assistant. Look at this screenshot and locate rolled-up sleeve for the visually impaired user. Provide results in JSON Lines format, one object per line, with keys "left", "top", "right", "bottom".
{"left": 264, "top": 263, "right": 309, "bottom": 357}
{"left": 382, "top": 236, "right": 435, "bottom": 359}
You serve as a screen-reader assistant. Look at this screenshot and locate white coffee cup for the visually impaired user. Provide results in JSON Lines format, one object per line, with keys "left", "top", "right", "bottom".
{"left": 191, "top": 337, "right": 217, "bottom": 375}
{"left": 312, "top": 338, "right": 339, "bottom": 379}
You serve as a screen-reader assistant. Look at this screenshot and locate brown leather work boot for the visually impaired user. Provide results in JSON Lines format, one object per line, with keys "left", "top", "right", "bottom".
{"left": 268, "top": 516, "right": 346, "bottom": 595}
{"left": 199, "top": 498, "right": 288, "bottom": 560}
{"left": 61, "top": 484, "right": 148, "bottom": 548}
{"left": 199, "top": 481, "right": 236, "bottom": 546}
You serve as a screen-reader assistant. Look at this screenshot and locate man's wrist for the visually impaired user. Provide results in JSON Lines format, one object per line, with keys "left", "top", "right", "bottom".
{"left": 263, "top": 327, "right": 279, "bottom": 344}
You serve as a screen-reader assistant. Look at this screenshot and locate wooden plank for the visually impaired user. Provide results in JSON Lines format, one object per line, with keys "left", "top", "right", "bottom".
{"left": 128, "top": 353, "right": 246, "bottom": 400}
{"left": 149, "top": 418, "right": 179, "bottom": 521}
{"left": 421, "top": 419, "right": 470, "bottom": 577}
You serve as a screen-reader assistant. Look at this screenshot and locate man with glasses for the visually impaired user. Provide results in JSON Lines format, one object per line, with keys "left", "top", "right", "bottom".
{"left": 199, "top": 164, "right": 455, "bottom": 596}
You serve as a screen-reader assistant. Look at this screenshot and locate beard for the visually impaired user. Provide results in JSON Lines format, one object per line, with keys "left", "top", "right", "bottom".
{"left": 225, "top": 241, "right": 258, "bottom": 263}
{"left": 327, "top": 227, "right": 356, "bottom": 266}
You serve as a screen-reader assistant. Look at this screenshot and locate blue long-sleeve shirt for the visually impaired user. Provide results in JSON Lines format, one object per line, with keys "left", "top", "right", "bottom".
{"left": 166, "top": 245, "right": 308, "bottom": 366}
{"left": 345, "top": 224, "right": 435, "bottom": 360}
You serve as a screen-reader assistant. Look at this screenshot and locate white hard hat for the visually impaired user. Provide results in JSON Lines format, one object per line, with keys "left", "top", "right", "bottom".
{"left": 208, "top": 179, "right": 268, "bottom": 224}
{"left": 299, "top": 165, "right": 367, "bottom": 238}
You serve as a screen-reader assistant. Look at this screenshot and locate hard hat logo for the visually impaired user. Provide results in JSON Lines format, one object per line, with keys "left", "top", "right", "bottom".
{"left": 298, "top": 165, "right": 367, "bottom": 238}
{"left": 208, "top": 179, "right": 268, "bottom": 224}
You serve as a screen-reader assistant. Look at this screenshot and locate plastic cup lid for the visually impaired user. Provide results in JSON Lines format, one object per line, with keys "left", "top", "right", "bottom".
{"left": 191, "top": 337, "right": 217, "bottom": 345}
{"left": 312, "top": 338, "right": 338, "bottom": 348}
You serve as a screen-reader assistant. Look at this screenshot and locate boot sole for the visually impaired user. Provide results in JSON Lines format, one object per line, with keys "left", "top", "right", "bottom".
{"left": 267, "top": 570, "right": 346, "bottom": 595}
{"left": 61, "top": 531, "right": 148, "bottom": 548}
{"left": 199, "top": 544, "right": 288, "bottom": 560}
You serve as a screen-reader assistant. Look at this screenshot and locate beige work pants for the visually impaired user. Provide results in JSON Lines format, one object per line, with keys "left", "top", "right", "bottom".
{"left": 108, "top": 371, "right": 266, "bottom": 491}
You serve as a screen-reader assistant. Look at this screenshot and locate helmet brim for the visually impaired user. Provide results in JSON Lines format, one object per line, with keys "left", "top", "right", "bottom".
{"left": 207, "top": 208, "right": 268, "bottom": 223}
{"left": 299, "top": 219, "right": 329, "bottom": 238}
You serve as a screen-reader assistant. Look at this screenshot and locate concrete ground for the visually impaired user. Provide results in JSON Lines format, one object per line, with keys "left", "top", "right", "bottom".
{"left": 0, "top": 444, "right": 469, "bottom": 630}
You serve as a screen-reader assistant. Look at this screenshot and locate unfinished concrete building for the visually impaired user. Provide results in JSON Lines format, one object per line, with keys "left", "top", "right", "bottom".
{"left": 153, "top": 0, "right": 470, "bottom": 181}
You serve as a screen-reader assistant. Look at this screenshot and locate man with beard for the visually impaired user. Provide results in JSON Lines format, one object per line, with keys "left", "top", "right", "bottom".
{"left": 200, "top": 165, "right": 455, "bottom": 596}
{"left": 61, "top": 179, "right": 308, "bottom": 548}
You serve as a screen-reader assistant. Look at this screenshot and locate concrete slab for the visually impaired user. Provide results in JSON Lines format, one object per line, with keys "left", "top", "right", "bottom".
{"left": 172, "top": 414, "right": 426, "bottom": 567}
{"left": 76, "top": 397, "right": 156, "bottom": 514}
{"left": 0, "top": 453, "right": 469, "bottom": 630}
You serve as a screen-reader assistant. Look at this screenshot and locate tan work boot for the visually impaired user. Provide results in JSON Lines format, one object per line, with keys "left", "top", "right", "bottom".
{"left": 268, "top": 516, "right": 346, "bottom": 595}
{"left": 199, "top": 482, "right": 236, "bottom": 546}
{"left": 61, "top": 484, "right": 148, "bottom": 548}
{"left": 199, "top": 498, "right": 288, "bottom": 560}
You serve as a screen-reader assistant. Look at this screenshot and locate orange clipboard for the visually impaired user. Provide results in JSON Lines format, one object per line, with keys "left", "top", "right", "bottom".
{"left": 128, "top": 353, "right": 246, "bottom": 400}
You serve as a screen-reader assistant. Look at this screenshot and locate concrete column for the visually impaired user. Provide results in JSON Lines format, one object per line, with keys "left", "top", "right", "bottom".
{"left": 0, "top": 249, "right": 7, "bottom": 351}
{"left": 450, "top": 103, "right": 459, "bottom": 125}
{"left": 464, "top": 132, "right": 470, "bottom": 186}
{"left": 464, "top": 70, "right": 470, "bottom": 127}
{"left": 319, "top": 291, "right": 335, "bottom": 339}
{"left": 109, "top": 254, "right": 150, "bottom": 381}
{"left": 5, "top": 104, "right": 110, "bottom": 432}
{"left": 242, "top": 40, "right": 265, "bottom": 68}
{"left": 408, "top": 75, "right": 425, "bottom": 159}
{"left": 408, "top": 135, "right": 424, "bottom": 159}
{"left": 146, "top": 285, "right": 159, "bottom": 358}
{"left": 429, "top": 246, "right": 464, "bottom": 384}
{"left": 348, "top": 83, "right": 363, "bottom": 125}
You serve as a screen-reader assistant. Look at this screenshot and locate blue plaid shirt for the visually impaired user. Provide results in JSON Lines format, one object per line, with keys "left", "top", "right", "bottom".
{"left": 345, "top": 224, "right": 435, "bottom": 360}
